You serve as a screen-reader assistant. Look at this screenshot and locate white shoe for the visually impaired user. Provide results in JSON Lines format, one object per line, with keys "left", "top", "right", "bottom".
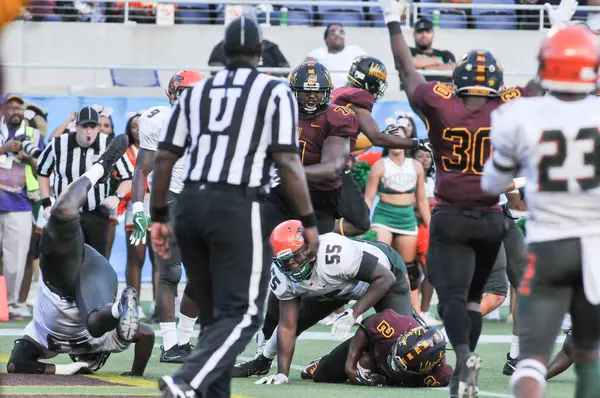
{"left": 419, "top": 311, "right": 441, "bottom": 326}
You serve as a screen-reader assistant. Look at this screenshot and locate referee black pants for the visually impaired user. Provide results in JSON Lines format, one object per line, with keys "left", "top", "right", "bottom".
{"left": 173, "top": 182, "right": 271, "bottom": 397}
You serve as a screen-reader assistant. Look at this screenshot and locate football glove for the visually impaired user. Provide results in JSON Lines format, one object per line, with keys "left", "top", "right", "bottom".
{"left": 417, "top": 138, "right": 433, "bottom": 153}
{"left": 129, "top": 202, "right": 151, "bottom": 246}
{"left": 356, "top": 364, "right": 388, "bottom": 387}
{"left": 331, "top": 309, "right": 356, "bottom": 341}
{"left": 379, "top": 0, "right": 406, "bottom": 24}
{"left": 255, "top": 373, "right": 290, "bottom": 385}
{"left": 544, "top": 0, "right": 578, "bottom": 28}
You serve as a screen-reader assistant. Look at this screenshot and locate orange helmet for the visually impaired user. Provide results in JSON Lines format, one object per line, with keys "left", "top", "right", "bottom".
{"left": 167, "top": 70, "right": 204, "bottom": 105}
{"left": 538, "top": 25, "right": 600, "bottom": 93}
{"left": 270, "top": 220, "right": 315, "bottom": 282}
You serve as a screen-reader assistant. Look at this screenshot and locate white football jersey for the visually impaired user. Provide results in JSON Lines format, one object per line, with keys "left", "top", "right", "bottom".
{"left": 488, "top": 95, "right": 600, "bottom": 242}
{"left": 23, "top": 280, "right": 129, "bottom": 359}
{"left": 270, "top": 233, "right": 393, "bottom": 301}
{"left": 138, "top": 105, "right": 186, "bottom": 194}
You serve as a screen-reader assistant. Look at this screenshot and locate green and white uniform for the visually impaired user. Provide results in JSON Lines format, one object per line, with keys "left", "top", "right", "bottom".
{"left": 372, "top": 157, "right": 418, "bottom": 236}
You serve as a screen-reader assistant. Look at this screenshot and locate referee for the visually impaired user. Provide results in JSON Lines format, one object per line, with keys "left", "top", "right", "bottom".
{"left": 37, "top": 106, "right": 134, "bottom": 256}
{"left": 153, "top": 16, "right": 318, "bottom": 398}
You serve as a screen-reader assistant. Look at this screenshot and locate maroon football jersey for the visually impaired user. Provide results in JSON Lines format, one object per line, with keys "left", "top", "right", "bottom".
{"left": 411, "top": 82, "right": 530, "bottom": 210}
{"left": 298, "top": 104, "right": 359, "bottom": 191}
{"left": 364, "top": 309, "right": 452, "bottom": 387}
{"left": 332, "top": 87, "right": 376, "bottom": 112}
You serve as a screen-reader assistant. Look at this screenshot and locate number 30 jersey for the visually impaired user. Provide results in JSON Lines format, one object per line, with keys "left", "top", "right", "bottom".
{"left": 270, "top": 233, "right": 393, "bottom": 301}
{"left": 138, "top": 105, "right": 186, "bottom": 194}
{"left": 411, "top": 81, "right": 530, "bottom": 210}
{"left": 487, "top": 95, "right": 600, "bottom": 243}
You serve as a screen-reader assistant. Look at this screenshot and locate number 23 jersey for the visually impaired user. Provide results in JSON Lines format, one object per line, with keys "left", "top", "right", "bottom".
{"left": 411, "top": 82, "right": 529, "bottom": 210}
{"left": 270, "top": 233, "right": 393, "bottom": 301}
{"left": 490, "top": 95, "right": 600, "bottom": 243}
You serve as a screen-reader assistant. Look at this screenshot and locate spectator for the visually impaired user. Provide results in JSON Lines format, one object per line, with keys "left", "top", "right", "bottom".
{"left": 409, "top": 18, "right": 455, "bottom": 84}
{"left": 0, "top": 94, "right": 43, "bottom": 320}
{"left": 305, "top": 23, "right": 366, "bottom": 88}
{"left": 208, "top": 38, "right": 290, "bottom": 77}
{"left": 24, "top": 0, "right": 57, "bottom": 21}
{"left": 37, "top": 106, "right": 134, "bottom": 256}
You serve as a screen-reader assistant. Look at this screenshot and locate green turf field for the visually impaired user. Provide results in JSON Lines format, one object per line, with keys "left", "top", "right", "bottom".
{"left": 0, "top": 306, "right": 575, "bottom": 397}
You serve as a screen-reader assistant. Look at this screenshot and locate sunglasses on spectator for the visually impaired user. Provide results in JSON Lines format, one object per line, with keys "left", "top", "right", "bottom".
{"left": 5, "top": 106, "right": 24, "bottom": 112}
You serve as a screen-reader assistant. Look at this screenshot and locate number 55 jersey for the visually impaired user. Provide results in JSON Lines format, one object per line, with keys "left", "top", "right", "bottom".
{"left": 411, "top": 81, "right": 530, "bottom": 210}
{"left": 487, "top": 95, "right": 600, "bottom": 243}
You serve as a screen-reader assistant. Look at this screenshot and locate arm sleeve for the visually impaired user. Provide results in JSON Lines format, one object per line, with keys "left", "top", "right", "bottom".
{"left": 158, "top": 89, "right": 192, "bottom": 157}
{"left": 267, "top": 83, "right": 299, "bottom": 153}
{"left": 36, "top": 139, "right": 55, "bottom": 177}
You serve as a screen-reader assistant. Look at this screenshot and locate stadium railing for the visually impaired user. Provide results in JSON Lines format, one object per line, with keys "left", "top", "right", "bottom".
{"left": 22, "top": 0, "right": 599, "bottom": 30}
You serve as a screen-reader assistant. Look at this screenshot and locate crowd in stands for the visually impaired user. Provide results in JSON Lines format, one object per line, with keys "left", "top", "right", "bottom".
{"left": 19, "top": 0, "right": 595, "bottom": 29}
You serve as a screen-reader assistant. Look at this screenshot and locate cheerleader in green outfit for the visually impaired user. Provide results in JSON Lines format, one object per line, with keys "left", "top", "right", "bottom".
{"left": 364, "top": 129, "right": 431, "bottom": 311}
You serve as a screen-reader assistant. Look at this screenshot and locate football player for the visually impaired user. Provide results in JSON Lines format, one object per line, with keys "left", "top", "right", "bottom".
{"left": 7, "top": 135, "right": 155, "bottom": 376}
{"left": 481, "top": 23, "right": 600, "bottom": 398}
{"left": 301, "top": 309, "right": 452, "bottom": 388}
{"left": 378, "top": 0, "right": 554, "bottom": 395}
{"left": 242, "top": 219, "right": 414, "bottom": 384}
{"left": 129, "top": 70, "right": 203, "bottom": 363}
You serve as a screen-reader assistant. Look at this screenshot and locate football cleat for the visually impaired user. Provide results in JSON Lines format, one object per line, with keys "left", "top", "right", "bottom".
{"left": 503, "top": 353, "right": 518, "bottom": 376}
{"left": 232, "top": 354, "right": 273, "bottom": 378}
{"left": 179, "top": 343, "right": 194, "bottom": 356}
{"left": 116, "top": 286, "right": 139, "bottom": 342}
{"left": 94, "top": 134, "right": 128, "bottom": 184}
{"left": 158, "top": 375, "right": 197, "bottom": 398}
{"left": 301, "top": 358, "right": 321, "bottom": 380}
{"left": 160, "top": 345, "right": 187, "bottom": 364}
{"left": 458, "top": 353, "right": 481, "bottom": 398}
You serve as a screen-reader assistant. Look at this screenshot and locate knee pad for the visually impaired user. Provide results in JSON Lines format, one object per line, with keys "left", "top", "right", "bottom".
{"left": 510, "top": 359, "right": 547, "bottom": 393}
{"left": 183, "top": 281, "right": 194, "bottom": 301}
{"left": 7, "top": 339, "right": 45, "bottom": 374}
{"left": 406, "top": 262, "right": 421, "bottom": 291}
{"left": 158, "top": 262, "right": 182, "bottom": 286}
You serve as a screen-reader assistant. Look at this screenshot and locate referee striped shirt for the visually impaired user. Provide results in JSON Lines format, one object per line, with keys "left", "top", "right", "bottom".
{"left": 37, "top": 133, "right": 134, "bottom": 212}
{"left": 159, "top": 66, "right": 299, "bottom": 188}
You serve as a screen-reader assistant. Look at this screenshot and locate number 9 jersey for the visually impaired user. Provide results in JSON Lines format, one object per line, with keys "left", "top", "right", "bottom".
{"left": 487, "top": 95, "right": 600, "bottom": 243}
{"left": 411, "top": 81, "right": 530, "bottom": 210}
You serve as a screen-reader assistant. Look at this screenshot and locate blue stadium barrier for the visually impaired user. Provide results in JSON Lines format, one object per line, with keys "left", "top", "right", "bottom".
{"left": 21, "top": 95, "right": 428, "bottom": 282}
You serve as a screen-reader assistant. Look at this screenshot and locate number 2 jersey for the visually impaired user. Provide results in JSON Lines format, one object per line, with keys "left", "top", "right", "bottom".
{"left": 363, "top": 309, "right": 452, "bottom": 387}
{"left": 270, "top": 233, "right": 393, "bottom": 301}
{"left": 138, "top": 105, "right": 186, "bottom": 194}
{"left": 411, "top": 81, "right": 530, "bottom": 210}
{"left": 487, "top": 95, "right": 600, "bottom": 243}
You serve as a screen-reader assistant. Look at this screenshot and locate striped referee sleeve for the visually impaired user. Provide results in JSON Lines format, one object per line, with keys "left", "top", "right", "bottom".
{"left": 159, "top": 89, "right": 191, "bottom": 157}
{"left": 267, "top": 83, "right": 299, "bottom": 153}
{"left": 36, "top": 139, "right": 55, "bottom": 177}
{"left": 114, "top": 153, "right": 134, "bottom": 181}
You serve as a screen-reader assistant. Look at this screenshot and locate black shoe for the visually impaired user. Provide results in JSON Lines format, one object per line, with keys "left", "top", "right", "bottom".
{"left": 231, "top": 354, "right": 272, "bottom": 378}
{"left": 116, "top": 287, "right": 140, "bottom": 342}
{"left": 158, "top": 375, "right": 197, "bottom": 398}
{"left": 95, "top": 134, "right": 128, "bottom": 183}
{"left": 179, "top": 343, "right": 194, "bottom": 356}
{"left": 160, "top": 344, "right": 186, "bottom": 364}
{"left": 458, "top": 353, "right": 481, "bottom": 398}
{"left": 301, "top": 358, "right": 320, "bottom": 380}
{"left": 503, "top": 353, "right": 518, "bottom": 376}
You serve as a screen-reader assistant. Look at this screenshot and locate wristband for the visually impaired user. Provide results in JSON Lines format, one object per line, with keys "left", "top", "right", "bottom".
{"left": 387, "top": 21, "right": 402, "bottom": 35}
{"left": 151, "top": 206, "right": 169, "bottom": 223}
{"left": 41, "top": 197, "right": 52, "bottom": 209}
{"left": 132, "top": 201, "right": 145, "bottom": 214}
{"left": 411, "top": 138, "right": 420, "bottom": 150}
{"left": 298, "top": 213, "right": 318, "bottom": 229}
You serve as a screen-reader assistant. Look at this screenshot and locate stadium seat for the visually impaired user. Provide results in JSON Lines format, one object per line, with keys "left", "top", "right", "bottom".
{"left": 418, "top": 0, "right": 468, "bottom": 29}
{"left": 471, "top": 0, "right": 518, "bottom": 30}
{"left": 176, "top": 3, "right": 211, "bottom": 25}
{"left": 319, "top": 10, "right": 366, "bottom": 27}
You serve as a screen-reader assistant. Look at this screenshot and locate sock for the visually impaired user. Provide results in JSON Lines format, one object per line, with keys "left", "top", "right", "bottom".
{"left": 263, "top": 332, "right": 278, "bottom": 360}
{"left": 467, "top": 310, "right": 483, "bottom": 351}
{"left": 160, "top": 322, "right": 178, "bottom": 351}
{"left": 510, "top": 334, "right": 520, "bottom": 359}
{"left": 575, "top": 359, "right": 600, "bottom": 398}
{"left": 111, "top": 301, "right": 120, "bottom": 319}
{"left": 177, "top": 314, "right": 197, "bottom": 346}
{"left": 81, "top": 163, "right": 105, "bottom": 186}
{"left": 262, "top": 312, "right": 278, "bottom": 340}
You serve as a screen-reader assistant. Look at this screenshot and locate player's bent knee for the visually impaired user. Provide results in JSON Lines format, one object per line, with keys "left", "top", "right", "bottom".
{"left": 158, "top": 262, "right": 182, "bottom": 286}
{"left": 406, "top": 262, "right": 421, "bottom": 291}
{"left": 7, "top": 339, "right": 44, "bottom": 374}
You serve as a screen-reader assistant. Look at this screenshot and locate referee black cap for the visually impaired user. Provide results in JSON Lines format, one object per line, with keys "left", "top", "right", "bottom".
{"left": 223, "top": 15, "right": 263, "bottom": 57}
{"left": 76, "top": 106, "right": 99, "bottom": 126}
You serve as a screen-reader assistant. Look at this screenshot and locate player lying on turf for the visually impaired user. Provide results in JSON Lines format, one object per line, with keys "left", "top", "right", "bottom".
{"left": 236, "top": 219, "right": 418, "bottom": 384}
{"left": 6, "top": 135, "right": 155, "bottom": 376}
{"left": 301, "top": 309, "right": 452, "bottom": 387}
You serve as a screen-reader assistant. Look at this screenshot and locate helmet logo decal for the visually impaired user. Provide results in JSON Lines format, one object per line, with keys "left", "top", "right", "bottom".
{"left": 290, "top": 72, "right": 297, "bottom": 85}
{"left": 368, "top": 62, "right": 387, "bottom": 81}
